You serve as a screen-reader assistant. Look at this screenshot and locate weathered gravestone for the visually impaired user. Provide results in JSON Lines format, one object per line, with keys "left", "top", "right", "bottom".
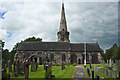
{"left": 45, "top": 63, "right": 52, "bottom": 79}
{"left": 91, "top": 69, "right": 94, "bottom": 80}
{"left": 25, "top": 59, "right": 30, "bottom": 80}
{"left": 96, "top": 75, "right": 99, "bottom": 80}
{"left": 108, "top": 70, "right": 112, "bottom": 77}
{"left": 12, "top": 61, "right": 17, "bottom": 77}
{"left": 104, "top": 69, "right": 108, "bottom": 75}
{"left": 2, "top": 68, "right": 10, "bottom": 80}
{"left": 44, "top": 62, "right": 46, "bottom": 70}
{"left": 36, "top": 62, "right": 38, "bottom": 70}
{"left": 21, "top": 61, "right": 25, "bottom": 75}
{"left": 30, "top": 60, "right": 36, "bottom": 72}
{"left": 33, "top": 60, "right": 36, "bottom": 71}
{"left": 19, "top": 60, "right": 23, "bottom": 74}
{"left": 61, "top": 62, "right": 65, "bottom": 70}
{"left": 8, "top": 60, "right": 12, "bottom": 72}
{"left": 16, "top": 60, "right": 21, "bottom": 76}
{"left": 112, "top": 69, "right": 117, "bottom": 78}
{"left": 2, "top": 60, "right": 5, "bottom": 69}
{"left": 87, "top": 67, "right": 90, "bottom": 77}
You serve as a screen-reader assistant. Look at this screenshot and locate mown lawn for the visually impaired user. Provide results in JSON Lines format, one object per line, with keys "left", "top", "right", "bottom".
{"left": 10, "top": 65, "right": 76, "bottom": 79}
{"left": 84, "top": 64, "right": 112, "bottom": 78}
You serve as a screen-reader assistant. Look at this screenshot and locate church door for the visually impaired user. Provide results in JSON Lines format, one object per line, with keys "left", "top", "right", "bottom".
{"left": 71, "top": 54, "right": 77, "bottom": 64}
{"left": 78, "top": 58, "right": 81, "bottom": 64}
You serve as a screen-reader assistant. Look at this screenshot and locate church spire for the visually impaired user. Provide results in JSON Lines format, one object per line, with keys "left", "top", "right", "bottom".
{"left": 57, "top": 2, "right": 70, "bottom": 42}
{"left": 59, "top": 2, "right": 67, "bottom": 31}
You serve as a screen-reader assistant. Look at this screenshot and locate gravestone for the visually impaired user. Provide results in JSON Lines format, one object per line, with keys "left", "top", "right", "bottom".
{"left": 96, "top": 75, "right": 99, "bottom": 80}
{"left": 44, "top": 62, "right": 46, "bottom": 70}
{"left": 87, "top": 67, "right": 90, "bottom": 77}
{"left": 118, "top": 60, "right": 120, "bottom": 78}
{"left": 108, "top": 71, "right": 112, "bottom": 77}
{"left": 101, "top": 77, "right": 104, "bottom": 80}
{"left": 45, "top": 63, "right": 52, "bottom": 79}
{"left": 112, "top": 69, "right": 117, "bottom": 78}
{"left": 33, "top": 60, "right": 36, "bottom": 71}
{"left": 104, "top": 69, "right": 108, "bottom": 75}
{"left": 91, "top": 69, "right": 94, "bottom": 80}
{"left": 36, "top": 62, "right": 38, "bottom": 71}
{"left": 8, "top": 60, "right": 12, "bottom": 72}
{"left": 61, "top": 62, "right": 65, "bottom": 70}
{"left": 2, "top": 59, "right": 5, "bottom": 69}
{"left": 22, "top": 61, "right": 25, "bottom": 75}
{"left": 2, "top": 68, "right": 10, "bottom": 80}
{"left": 25, "top": 59, "right": 30, "bottom": 80}
{"left": 109, "top": 59, "right": 111, "bottom": 67}
{"left": 16, "top": 60, "right": 20, "bottom": 76}
{"left": 12, "top": 61, "right": 17, "bottom": 77}
{"left": 31, "top": 62, "right": 33, "bottom": 72}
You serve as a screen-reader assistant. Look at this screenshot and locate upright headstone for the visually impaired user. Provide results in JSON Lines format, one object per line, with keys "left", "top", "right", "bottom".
{"left": 33, "top": 60, "right": 36, "bottom": 71}
{"left": 61, "top": 62, "right": 65, "bottom": 70}
{"left": 91, "top": 69, "right": 94, "bottom": 80}
{"left": 36, "top": 62, "right": 38, "bottom": 71}
{"left": 2, "top": 60, "right": 5, "bottom": 69}
{"left": 109, "top": 59, "right": 111, "bottom": 67}
{"left": 87, "top": 67, "right": 90, "bottom": 77}
{"left": 112, "top": 69, "right": 117, "bottom": 78}
{"left": 8, "top": 60, "right": 12, "bottom": 72}
{"left": 12, "top": 61, "right": 16, "bottom": 77}
{"left": 25, "top": 59, "right": 30, "bottom": 80}
{"left": 21, "top": 61, "right": 25, "bottom": 75}
{"left": 16, "top": 60, "right": 20, "bottom": 76}
{"left": 31, "top": 62, "right": 33, "bottom": 72}
{"left": 96, "top": 75, "right": 99, "bottom": 80}
{"left": 2, "top": 69, "right": 10, "bottom": 80}
{"left": 118, "top": 60, "right": 120, "bottom": 79}
{"left": 44, "top": 62, "right": 46, "bottom": 70}
{"left": 108, "top": 71, "right": 112, "bottom": 77}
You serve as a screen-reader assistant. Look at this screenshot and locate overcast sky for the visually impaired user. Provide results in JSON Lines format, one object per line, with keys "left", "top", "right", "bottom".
{"left": 0, "top": 2, "right": 118, "bottom": 51}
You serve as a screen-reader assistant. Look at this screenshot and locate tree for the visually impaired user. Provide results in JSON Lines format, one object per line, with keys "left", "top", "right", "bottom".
{"left": 9, "top": 36, "right": 42, "bottom": 62}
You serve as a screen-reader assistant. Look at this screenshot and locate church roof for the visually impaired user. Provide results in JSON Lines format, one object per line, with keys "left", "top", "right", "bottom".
{"left": 18, "top": 42, "right": 101, "bottom": 52}
{"left": 70, "top": 43, "right": 101, "bottom": 52}
{"left": 18, "top": 42, "right": 70, "bottom": 51}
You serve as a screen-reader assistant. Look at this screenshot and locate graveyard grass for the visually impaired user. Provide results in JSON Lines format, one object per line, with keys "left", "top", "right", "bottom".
{"left": 10, "top": 65, "right": 76, "bottom": 78}
{"left": 84, "top": 64, "right": 112, "bottom": 78}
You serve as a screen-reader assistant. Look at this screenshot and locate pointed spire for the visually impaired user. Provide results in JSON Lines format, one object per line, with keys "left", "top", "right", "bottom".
{"left": 57, "top": 2, "right": 70, "bottom": 42}
{"left": 59, "top": 2, "right": 67, "bottom": 31}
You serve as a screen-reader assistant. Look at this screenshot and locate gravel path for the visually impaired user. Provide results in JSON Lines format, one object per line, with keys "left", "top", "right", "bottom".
{"left": 73, "top": 65, "right": 86, "bottom": 79}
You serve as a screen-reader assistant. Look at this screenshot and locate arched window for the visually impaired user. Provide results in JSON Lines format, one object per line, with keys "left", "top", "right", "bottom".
{"left": 62, "top": 54, "right": 66, "bottom": 61}
{"left": 50, "top": 54, "right": 54, "bottom": 62}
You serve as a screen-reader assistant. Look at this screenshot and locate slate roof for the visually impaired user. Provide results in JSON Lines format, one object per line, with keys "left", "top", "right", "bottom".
{"left": 18, "top": 42, "right": 101, "bottom": 52}
{"left": 18, "top": 42, "right": 70, "bottom": 51}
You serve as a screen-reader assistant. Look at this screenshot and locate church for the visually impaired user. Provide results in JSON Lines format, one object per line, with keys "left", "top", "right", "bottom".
{"left": 15, "top": 3, "right": 102, "bottom": 64}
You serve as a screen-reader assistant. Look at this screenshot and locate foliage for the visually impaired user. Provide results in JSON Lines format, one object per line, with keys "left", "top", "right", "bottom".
{"left": 102, "top": 44, "right": 120, "bottom": 62}
{"left": 8, "top": 36, "right": 42, "bottom": 62}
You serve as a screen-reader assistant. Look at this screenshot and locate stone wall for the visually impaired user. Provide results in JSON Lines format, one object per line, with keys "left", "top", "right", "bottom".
{"left": 17, "top": 51, "right": 102, "bottom": 64}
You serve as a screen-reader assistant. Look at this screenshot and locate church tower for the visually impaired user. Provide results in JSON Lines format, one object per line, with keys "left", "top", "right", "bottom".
{"left": 57, "top": 3, "right": 70, "bottom": 42}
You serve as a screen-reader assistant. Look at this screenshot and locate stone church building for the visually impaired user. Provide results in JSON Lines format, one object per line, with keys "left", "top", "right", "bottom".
{"left": 15, "top": 3, "right": 102, "bottom": 64}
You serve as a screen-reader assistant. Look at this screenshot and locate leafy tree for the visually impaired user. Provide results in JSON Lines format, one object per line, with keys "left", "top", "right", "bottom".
{"left": 9, "top": 36, "right": 42, "bottom": 62}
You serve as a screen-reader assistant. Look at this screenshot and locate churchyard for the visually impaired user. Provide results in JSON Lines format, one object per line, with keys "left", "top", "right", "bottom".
{"left": 84, "top": 60, "right": 120, "bottom": 79}
{"left": 1, "top": 59, "right": 120, "bottom": 79}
